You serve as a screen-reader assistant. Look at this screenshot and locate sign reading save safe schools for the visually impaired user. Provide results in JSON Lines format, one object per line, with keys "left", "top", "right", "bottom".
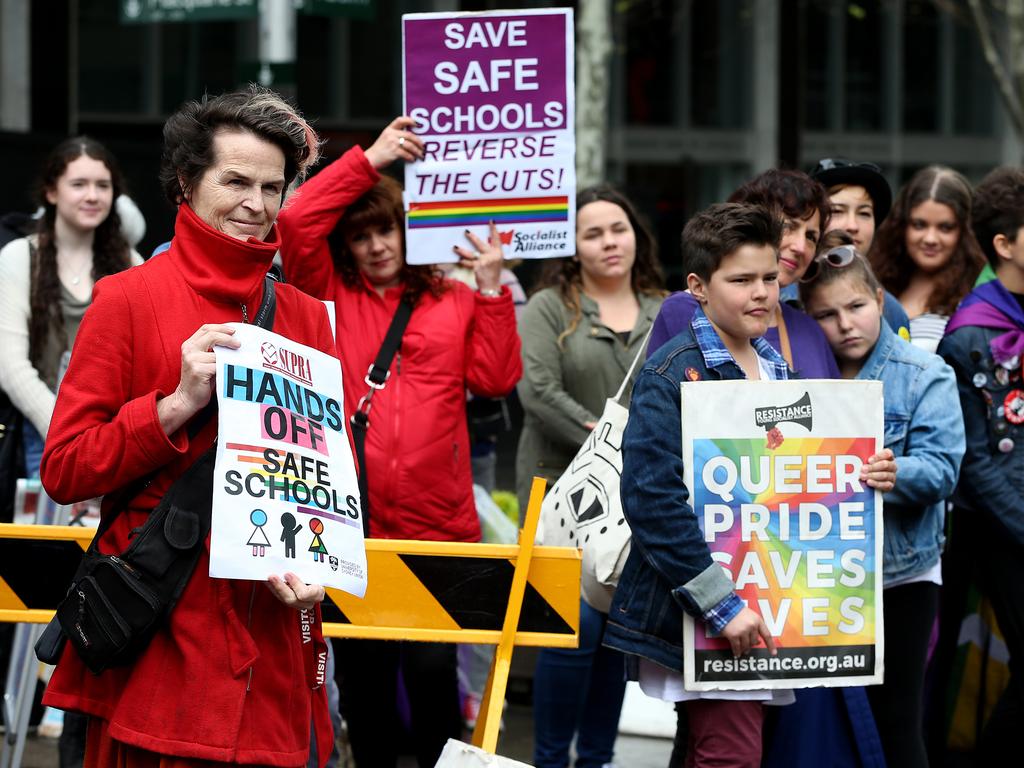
{"left": 210, "top": 324, "right": 367, "bottom": 597}
{"left": 681, "top": 380, "right": 884, "bottom": 690}
{"left": 401, "top": 8, "right": 575, "bottom": 264}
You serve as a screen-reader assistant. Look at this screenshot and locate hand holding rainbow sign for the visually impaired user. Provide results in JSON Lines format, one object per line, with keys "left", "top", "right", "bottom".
{"left": 401, "top": 8, "right": 575, "bottom": 264}
{"left": 681, "top": 379, "right": 884, "bottom": 691}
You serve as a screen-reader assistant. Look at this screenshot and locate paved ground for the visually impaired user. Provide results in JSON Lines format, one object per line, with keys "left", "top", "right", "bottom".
{"left": 11, "top": 702, "right": 673, "bottom": 768}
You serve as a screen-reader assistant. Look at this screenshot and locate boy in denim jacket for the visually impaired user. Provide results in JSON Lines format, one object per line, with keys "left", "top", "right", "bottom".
{"left": 937, "top": 167, "right": 1024, "bottom": 760}
{"left": 605, "top": 204, "right": 894, "bottom": 767}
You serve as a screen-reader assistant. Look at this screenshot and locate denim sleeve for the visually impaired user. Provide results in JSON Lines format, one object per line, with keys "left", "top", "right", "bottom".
{"left": 884, "top": 358, "right": 965, "bottom": 508}
{"left": 620, "top": 367, "right": 737, "bottom": 617}
{"left": 939, "top": 333, "right": 1024, "bottom": 548}
{"left": 883, "top": 292, "right": 911, "bottom": 340}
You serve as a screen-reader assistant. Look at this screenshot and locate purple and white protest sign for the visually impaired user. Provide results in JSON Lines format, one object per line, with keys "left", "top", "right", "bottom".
{"left": 401, "top": 9, "right": 575, "bottom": 264}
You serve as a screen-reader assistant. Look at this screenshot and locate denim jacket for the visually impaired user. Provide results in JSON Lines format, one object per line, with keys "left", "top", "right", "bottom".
{"left": 603, "top": 311, "right": 789, "bottom": 672}
{"left": 858, "top": 322, "right": 964, "bottom": 585}
{"left": 938, "top": 320, "right": 1024, "bottom": 549}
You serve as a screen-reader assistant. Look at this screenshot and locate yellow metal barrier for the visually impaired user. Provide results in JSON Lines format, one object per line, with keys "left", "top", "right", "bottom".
{"left": 0, "top": 477, "right": 576, "bottom": 756}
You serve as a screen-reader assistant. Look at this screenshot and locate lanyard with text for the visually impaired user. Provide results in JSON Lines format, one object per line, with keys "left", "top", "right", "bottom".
{"left": 299, "top": 606, "right": 328, "bottom": 690}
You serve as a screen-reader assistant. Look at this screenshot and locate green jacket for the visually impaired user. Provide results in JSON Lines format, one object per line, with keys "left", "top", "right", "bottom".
{"left": 515, "top": 286, "right": 664, "bottom": 512}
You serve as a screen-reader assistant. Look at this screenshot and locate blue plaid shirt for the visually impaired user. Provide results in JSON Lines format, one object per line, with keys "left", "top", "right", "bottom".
{"left": 691, "top": 305, "right": 789, "bottom": 633}
{"left": 690, "top": 305, "right": 790, "bottom": 383}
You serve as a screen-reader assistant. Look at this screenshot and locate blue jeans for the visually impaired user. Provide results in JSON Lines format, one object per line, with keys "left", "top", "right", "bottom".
{"left": 533, "top": 600, "right": 627, "bottom": 768}
{"left": 22, "top": 420, "right": 44, "bottom": 478}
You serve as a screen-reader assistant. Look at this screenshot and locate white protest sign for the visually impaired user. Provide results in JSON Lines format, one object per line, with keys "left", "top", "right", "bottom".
{"left": 681, "top": 380, "right": 884, "bottom": 690}
{"left": 211, "top": 323, "right": 366, "bottom": 597}
{"left": 401, "top": 8, "right": 576, "bottom": 263}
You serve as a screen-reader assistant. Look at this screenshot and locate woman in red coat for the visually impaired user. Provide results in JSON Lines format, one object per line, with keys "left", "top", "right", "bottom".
{"left": 277, "top": 117, "right": 521, "bottom": 768}
{"left": 40, "top": 87, "right": 335, "bottom": 767}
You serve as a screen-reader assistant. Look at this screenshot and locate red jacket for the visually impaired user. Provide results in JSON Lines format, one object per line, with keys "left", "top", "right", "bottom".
{"left": 40, "top": 204, "right": 335, "bottom": 767}
{"left": 278, "top": 147, "right": 521, "bottom": 541}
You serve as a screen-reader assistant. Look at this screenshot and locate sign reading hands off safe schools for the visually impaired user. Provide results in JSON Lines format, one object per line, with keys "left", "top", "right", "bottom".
{"left": 682, "top": 380, "right": 884, "bottom": 690}
{"left": 211, "top": 324, "right": 366, "bottom": 597}
{"left": 401, "top": 8, "right": 575, "bottom": 264}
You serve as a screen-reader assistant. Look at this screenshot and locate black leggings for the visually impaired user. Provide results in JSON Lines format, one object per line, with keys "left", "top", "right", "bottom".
{"left": 867, "top": 581, "right": 938, "bottom": 768}
{"left": 335, "top": 639, "right": 462, "bottom": 768}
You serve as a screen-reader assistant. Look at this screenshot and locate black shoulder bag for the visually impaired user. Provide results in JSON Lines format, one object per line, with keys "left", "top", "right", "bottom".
{"left": 35, "top": 277, "right": 277, "bottom": 673}
{"left": 349, "top": 299, "right": 413, "bottom": 535}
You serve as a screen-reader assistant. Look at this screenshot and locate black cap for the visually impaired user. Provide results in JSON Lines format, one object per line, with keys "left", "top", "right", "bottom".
{"left": 810, "top": 158, "right": 892, "bottom": 224}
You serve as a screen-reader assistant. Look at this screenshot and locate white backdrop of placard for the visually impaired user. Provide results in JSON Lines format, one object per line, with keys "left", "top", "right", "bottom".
{"left": 210, "top": 323, "right": 366, "bottom": 597}
{"left": 681, "top": 379, "right": 884, "bottom": 690}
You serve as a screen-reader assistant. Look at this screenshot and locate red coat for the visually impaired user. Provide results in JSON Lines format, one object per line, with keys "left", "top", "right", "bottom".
{"left": 277, "top": 147, "right": 521, "bottom": 541}
{"left": 40, "top": 204, "right": 335, "bottom": 767}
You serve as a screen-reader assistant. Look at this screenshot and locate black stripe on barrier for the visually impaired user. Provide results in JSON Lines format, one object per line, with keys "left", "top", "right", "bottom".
{"left": 320, "top": 599, "right": 349, "bottom": 624}
{"left": 0, "top": 540, "right": 83, "bottom": 610}
{"left": 399, "top": 554, "right": 574, "bottom": 635}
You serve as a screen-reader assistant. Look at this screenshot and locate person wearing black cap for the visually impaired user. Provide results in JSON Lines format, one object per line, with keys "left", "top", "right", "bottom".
{"left": 811, "top": 158, "right": 892, "bottom": 254}
{"left": 811, "top": 158, "right": 910, "bottom": 340}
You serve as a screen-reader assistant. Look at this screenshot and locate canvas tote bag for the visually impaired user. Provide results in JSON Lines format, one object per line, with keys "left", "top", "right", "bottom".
{"left": 536, "top": 330, "right": 651, "bottom": 612}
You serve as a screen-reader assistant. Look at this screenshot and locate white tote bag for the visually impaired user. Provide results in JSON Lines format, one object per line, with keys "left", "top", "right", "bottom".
{"left": 535, "top": 331, "right": 650, "bottom": 612}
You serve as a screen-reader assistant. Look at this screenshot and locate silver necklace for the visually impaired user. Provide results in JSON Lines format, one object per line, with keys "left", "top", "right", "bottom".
{"left": 61, "top": 257, "right": 91, "bottom": 286}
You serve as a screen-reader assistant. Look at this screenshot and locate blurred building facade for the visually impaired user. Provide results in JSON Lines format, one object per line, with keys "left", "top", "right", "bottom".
{"left": 0, "top": 0, "right": 1015, "bottom": 277}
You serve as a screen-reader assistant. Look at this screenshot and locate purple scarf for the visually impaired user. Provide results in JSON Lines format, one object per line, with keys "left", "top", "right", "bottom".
{"left": 946, "top": 280, "right": 1024, "bottom": 365}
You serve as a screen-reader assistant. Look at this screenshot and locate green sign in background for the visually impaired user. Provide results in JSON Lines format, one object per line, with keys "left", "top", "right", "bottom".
{"left": 121, "top": 0, "right": 257, "bottom": 24}
{"left": 296, "top": 0, "right": 373, "bottom": 20}
{"left": 121, "top": 0, "right": 373, "bottom": 24}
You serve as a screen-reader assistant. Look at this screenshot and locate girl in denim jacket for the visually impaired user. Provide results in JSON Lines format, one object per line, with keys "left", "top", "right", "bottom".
{"left": 801, "top": 231, "right": 965, "bottom": 768}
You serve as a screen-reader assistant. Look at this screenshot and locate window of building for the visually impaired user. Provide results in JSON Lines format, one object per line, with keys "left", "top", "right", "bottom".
{"left": 690, "top": 0, "right": 752, "bottom": 129}
{"left": 844, "top": 0, "right": 883, "bottom": 131}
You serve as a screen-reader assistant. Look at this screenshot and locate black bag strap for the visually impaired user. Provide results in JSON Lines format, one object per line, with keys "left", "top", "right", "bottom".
{"left": 349, "top": 299, "right": 414, "bottom": 535}
{"left": 91, "top": 275, "right": 277, "bottom": 543}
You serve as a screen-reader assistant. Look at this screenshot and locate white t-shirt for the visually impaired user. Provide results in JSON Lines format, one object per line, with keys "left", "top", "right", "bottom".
{"left": 909, "top": 313, "right": 949, "bottom": 354}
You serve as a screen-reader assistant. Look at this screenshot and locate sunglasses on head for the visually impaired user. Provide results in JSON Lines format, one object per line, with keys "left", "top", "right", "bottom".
{"left": 814, "top": 158, "right": 883, "bottom": 174}
{"left": 800, "top": 244, "right": 859, "bottom": 283}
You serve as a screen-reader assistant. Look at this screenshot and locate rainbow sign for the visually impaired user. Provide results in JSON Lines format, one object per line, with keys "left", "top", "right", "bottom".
{"left": 682, "top": 380, "right": 884, "bottom": 691}
{"left": 407, "top": 196, "right": 570, "bottom": 229}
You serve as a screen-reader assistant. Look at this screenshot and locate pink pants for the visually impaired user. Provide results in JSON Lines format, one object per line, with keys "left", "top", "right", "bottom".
{"left": 684, "top": 699, "right": 764, "bottom": 768}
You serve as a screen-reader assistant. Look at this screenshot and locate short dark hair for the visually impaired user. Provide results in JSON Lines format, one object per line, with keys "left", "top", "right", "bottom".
{"left": 682, "top": 203, "right": 782, "bottom": 281}
{"left": 728, "top": 169, "right": 832, "bottom": 232}
{"left": 972, "top": 167, "right": 1024, "bottom": 267}
{"left": 160, "top": 85, "right": 320, "bottom": 206}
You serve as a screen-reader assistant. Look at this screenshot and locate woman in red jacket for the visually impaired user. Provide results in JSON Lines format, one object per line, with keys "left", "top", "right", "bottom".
{"left": 278, "top": 117, "right": 522, "bottom": 768}
{"left": 40, "top": 87, "right": 335, "bottom": 767}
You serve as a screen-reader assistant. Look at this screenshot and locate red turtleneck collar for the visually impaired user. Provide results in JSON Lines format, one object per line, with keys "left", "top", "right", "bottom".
{"left": 167, "top": 203, "right": 280, "bottom": 306}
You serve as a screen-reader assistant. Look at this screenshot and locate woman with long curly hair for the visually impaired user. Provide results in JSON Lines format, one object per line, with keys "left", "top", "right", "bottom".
{"left": 868, "top": 165, "right": 986, "bottom": 353}
{"left": 0, "top": 137, "right": 140, "bottom": 476}
{"left": 277, "top": 116, "right": 521, "bottom": 768}
{"left": 516, "top": 184, "right": 666, "bottom": 768}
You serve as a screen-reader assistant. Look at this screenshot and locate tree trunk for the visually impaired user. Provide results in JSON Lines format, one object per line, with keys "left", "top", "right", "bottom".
{"left": 575, "top": 2, "right": 612, "bottom": 189}
{"left": 966, "top": 0, "right": 1024, "bottom": 140}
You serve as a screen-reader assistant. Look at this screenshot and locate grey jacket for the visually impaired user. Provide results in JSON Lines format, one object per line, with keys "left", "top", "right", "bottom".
{"left": 514, "top": 286, "right": 663, "bottom": 512}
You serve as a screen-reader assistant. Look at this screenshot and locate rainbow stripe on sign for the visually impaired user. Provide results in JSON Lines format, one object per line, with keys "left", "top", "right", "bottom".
{"left": 407, "top": 196, "right": 569, "bottom": 229}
